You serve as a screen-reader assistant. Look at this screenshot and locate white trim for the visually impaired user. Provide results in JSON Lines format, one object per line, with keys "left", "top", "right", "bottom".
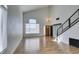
{"left": 10, "top": 36, "right": 23, "bottom": 54}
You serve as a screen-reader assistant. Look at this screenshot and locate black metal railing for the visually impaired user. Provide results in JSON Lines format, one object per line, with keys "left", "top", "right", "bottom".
{"left": 57, "top": 9, "right": 79, "bottom": 36}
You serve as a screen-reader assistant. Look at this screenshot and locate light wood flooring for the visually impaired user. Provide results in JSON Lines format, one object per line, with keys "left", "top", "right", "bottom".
{"left": 14, "top": 36, "right": 79, "bottom": 54}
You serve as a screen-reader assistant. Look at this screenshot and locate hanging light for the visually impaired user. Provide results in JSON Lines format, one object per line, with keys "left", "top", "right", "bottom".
{"left": 46, "top": 17, "right": 51, "bottom": 22}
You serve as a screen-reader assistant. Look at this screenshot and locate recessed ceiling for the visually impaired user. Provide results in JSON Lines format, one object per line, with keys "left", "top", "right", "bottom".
{"left": 20, "top": 5, "right": 48, "bottom": 12}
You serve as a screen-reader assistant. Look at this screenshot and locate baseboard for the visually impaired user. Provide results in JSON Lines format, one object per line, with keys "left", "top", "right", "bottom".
{"left": 0, "top": 47, "right": 7, "bottom": 54}
{"left": 23, "top": 35, "right": 43, "bottom": 38}
{"left": 11, "top": 36, "right": 23, "bottom": 54}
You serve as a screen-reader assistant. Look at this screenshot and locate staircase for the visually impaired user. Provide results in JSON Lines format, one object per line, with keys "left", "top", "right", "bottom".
{"left": 57, "top": 9, "right": 79, "bottom": 36}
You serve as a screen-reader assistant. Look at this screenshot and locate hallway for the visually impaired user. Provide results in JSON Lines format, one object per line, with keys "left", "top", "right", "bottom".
{"left": 14, "top": 36, "right": 79, "bottom": 54}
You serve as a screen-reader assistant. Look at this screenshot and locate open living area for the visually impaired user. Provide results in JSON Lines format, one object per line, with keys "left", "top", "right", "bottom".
{"left": 0, "top": 5, "right": 79, "bottom": 54}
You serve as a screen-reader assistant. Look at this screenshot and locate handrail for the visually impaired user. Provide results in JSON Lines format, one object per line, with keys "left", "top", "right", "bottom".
{"left": 58, "top": 9, "right": 79, "bottom": 30}
{"left": 57, "top": 9, "right": 79, "bottom": 36}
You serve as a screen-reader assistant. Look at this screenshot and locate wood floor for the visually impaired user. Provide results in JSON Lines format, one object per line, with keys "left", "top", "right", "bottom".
{"left": 14, "top": 36, "right": 79, "bottom": 54}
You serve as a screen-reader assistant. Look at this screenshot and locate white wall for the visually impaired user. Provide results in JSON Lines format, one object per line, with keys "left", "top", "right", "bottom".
{"left": 50, "top": 5, "right": 79, "bottom": 44}
{"left": 23, "top": 7, "right": 49, "bottom": 37}
{"left": 51, "top": 5, "right": 79, "bottom": 24}
{"left": 5, "top": 5, "right": 23, "bottom": 53}
{"left": 58, "top": 22, "right": 79, "bottom": 44}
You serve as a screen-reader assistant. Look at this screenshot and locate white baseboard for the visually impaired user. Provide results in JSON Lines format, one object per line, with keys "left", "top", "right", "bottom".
{"left": 11, "top": 36, "right": 23, "bottom": 54}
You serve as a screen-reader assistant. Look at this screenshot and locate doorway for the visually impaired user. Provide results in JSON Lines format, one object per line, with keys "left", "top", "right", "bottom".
{"left": 45, "top": 25, "right": 52, "bottom": 36}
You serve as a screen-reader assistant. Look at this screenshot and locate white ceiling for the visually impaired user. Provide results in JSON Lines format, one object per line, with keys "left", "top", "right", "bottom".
{"left": 20, "top": 5, "right": 48, "bottom": 12}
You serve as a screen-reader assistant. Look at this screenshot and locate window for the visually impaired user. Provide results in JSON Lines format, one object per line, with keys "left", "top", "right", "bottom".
{"left": 29, "top": 19, "right": 36, "bottom": 23}
{"left": 25, "top": 19, "right": 39, "bottom": 34}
